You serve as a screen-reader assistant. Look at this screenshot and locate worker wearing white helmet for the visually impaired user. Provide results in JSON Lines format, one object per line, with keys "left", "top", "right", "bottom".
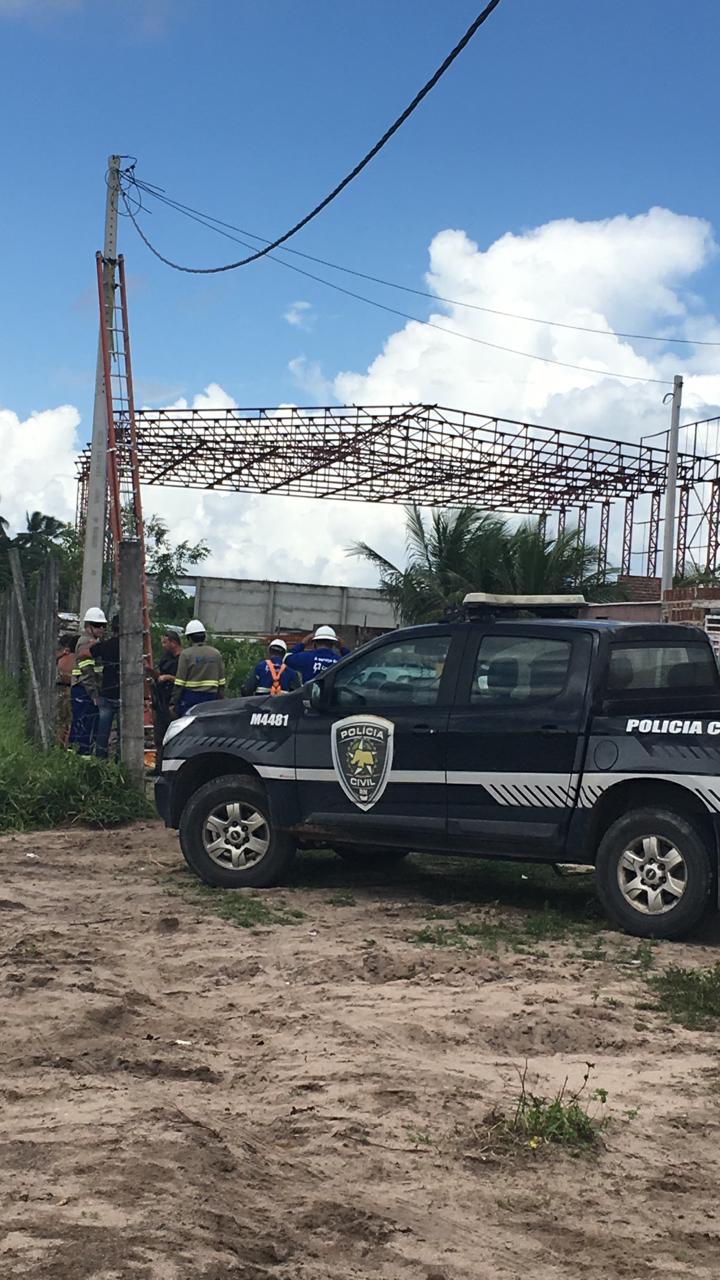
{"left": 286, "top": 625, "right": 350, "bottom": 683}
{"left": 170, "top": 619, "right": 226, "bottom": 717}
{"left": 241, "top": 637, "right": 302, "bottom": 697}
{"left": 68, "top": 607, "right": 108, "bottom": 754}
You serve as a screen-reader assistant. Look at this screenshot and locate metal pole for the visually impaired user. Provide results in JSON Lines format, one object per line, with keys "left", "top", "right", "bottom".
{"left": 118, "top": 540, "right": 145, "bottom": 788}
{"left": 661, "top": 374, "right": 683, "bottom": 598}
{"left": 79, "top": 154, "right": 121, "bottom": 620}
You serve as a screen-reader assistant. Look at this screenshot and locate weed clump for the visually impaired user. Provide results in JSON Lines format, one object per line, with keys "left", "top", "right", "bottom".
{"left": 0, "top": 674, "right": 149, "bottom": 832}
{"left": 484, "top": 1063, "right": 608, "bottom": 1156}
{"left": 648, "top": 963, "right": 720, "bottom": 1030}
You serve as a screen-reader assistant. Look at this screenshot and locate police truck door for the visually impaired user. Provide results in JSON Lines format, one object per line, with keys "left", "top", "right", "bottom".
{"left": 294, "top": 629, "right": 457, "bottom": 845}
{"left": 446, "top": 626, "right": 592, "bottom": 855}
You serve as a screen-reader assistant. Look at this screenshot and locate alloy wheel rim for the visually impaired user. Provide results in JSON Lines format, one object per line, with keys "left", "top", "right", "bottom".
{"left": 617, "top": 834, "right": 687, "bottom": 915}
{"left": 202, "top": 800, "right": 270, "bottom": 870}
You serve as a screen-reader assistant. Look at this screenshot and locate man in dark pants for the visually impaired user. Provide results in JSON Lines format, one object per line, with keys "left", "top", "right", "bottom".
{"left": 69, "top": 607, "right": 107, "bottom": 754}
{"left": 90, "top": 615, "right": 120, "bottom": 760}
{"left": 152, "top": 628, "right": 183, "bottom": 773}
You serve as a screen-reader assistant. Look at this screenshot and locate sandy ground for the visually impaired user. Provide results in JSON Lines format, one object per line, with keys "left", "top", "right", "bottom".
{"left": 1, "top": 821, "right": 719, "bottom": 1280}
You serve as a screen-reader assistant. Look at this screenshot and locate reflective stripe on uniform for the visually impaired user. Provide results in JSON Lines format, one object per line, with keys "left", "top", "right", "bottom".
{"left": 173, "top": 678, "right": 222, "bottom": 690}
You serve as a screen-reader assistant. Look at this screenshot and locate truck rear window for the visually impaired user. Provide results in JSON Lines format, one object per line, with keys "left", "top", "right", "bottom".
{"left": 607, "top": 643, "right": 718, "bottom": 692}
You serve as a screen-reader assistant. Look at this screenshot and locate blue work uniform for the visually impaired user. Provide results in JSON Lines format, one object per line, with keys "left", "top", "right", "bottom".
{"left": 286, "top": 643, "right": 349, "bottom": 684}
{"left": 242, "top": 658, "right": 302, "bottom": 697}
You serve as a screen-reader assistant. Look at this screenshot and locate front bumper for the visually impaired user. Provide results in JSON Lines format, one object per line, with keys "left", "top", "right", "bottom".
{"left": 154, "top": 775, "right": 173, "bottom": 827}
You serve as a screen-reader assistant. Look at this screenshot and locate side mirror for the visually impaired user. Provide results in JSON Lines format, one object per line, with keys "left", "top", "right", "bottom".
{"left": 308, "top": 677, "right": 332, "bottom": 711}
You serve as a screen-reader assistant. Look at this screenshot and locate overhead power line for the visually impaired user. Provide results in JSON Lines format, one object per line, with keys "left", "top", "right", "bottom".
{"left": 119, "top": 1, "right": 503, "bottom": 274}
{"left": 129, "top": 176, "right": 720, "bottom": 350}
{"left": 123, "top": 180, "right": 671, "bottom": 385}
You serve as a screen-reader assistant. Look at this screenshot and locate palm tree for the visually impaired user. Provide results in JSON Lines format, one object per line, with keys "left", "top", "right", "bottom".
{"left": 500, "top": 518, "right": 610, "bottom": 598}
{"left": 348, "top": 506, "right": 610, "bottom": 624}
{"left": 348, "top": 505, "right": 509, "bottom": 624}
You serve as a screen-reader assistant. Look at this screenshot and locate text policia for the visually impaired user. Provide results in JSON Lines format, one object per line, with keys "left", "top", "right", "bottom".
{"left": 626, "top": 718, "right": 720, "bottom": 736}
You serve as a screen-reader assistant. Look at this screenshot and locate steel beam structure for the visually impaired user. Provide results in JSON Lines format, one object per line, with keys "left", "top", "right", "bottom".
{"left": 706, "top": 481, "right": 720, "bottom": 575}
{"left": 675, "top": 487, "right": 690, "bottom": 581}
{"left": 621, "top": 497, "right": 634, "bottom": 576}
{"left": 647, "top": 491, "right": 661, "bottom": 577}
{"left": 75, "top": 403, "right": 720, "bottom": 583}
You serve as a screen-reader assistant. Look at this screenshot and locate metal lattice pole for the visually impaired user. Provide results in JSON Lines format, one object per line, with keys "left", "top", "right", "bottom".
{"left": 621, "top": 497, "right": 634, "bottom": 576}
{"left": 647, "top": 491, "right": 661, "bottom": 577}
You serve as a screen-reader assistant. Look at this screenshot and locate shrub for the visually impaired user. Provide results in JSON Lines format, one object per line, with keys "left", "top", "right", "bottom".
{"left": 0, "top": 674, "right": 150, "bottom": 832}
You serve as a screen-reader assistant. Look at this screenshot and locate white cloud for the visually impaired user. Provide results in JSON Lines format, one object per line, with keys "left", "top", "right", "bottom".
{"left": 4, "top": 207, "right": 720, "bottom": 589}
{"left": 284, "top": 300, "right": 314, "bottom": 330}
{"left": 335, "top": 208, "right": 720, "bottom": 430}
{"left": 0, "top": 404, "right": 81, "bottom": 534}
{"left": 288, "top": 356, "right": 332, "bottom": 401}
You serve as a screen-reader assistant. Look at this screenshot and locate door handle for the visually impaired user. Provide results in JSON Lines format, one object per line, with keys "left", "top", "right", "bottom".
{"left": 540, "top": 724, "right": 569, "bottom": 736}
{"left": 413, "top": 724, "right": 438, "bottom": 735}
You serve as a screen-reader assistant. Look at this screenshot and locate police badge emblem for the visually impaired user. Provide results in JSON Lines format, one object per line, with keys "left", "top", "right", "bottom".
{"left": 330, "top": 715, "right": 395, "bottom": 811}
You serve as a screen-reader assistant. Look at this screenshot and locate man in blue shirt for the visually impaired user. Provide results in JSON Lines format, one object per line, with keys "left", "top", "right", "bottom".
{"left": 242, "top": 639, "right": 302, "bottom": 696}
{"left": 286, "top": 626, "right": 350, "bottom": 684}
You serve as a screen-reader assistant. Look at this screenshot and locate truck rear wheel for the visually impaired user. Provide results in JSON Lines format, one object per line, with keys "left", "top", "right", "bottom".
{"left": 595, "top": 807, "right": 713, "bottom": 939}
{"left": 179, "top": 774, "right": 295, "bottom": 888}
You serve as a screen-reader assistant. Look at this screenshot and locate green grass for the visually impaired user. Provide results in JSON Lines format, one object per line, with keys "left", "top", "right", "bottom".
{"left": 327, "top": 889, "right": 357, "bottom": 907}
{"left": 647, "top": 963, "right": 720, "bottom": 1030}
{"left": 0, "top": 674, "right": 150, "bottom": 832}
{"left": 165, "top": 874, "right": 306, "bottom": 928}
{"left": 408, "top": 903, "right": 597, "bottom": 953}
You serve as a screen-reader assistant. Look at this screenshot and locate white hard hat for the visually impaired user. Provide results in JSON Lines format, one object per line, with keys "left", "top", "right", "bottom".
{"left": 185, "top": 618, "right": 206, "bottom": 636}
{"left": 314, "top": 625, "right": 338, "bottom": 643}
{"left": 84, "top": 607, "right": 108, "bottom": 625}
{"left": 268, "top": 637, "right": 288, "bottom": 653}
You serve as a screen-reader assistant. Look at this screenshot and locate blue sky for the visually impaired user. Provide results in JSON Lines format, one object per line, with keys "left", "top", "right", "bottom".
{"left": 2, "top": 0, "right": 719, "bottom": 421}
{"left": 2, "top": 0, "right": 720, "bottom": 584}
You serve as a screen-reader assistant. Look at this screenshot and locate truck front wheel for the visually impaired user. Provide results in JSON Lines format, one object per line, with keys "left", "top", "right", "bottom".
{"left": 179, "top": 774, "right": 295, "bottom": 888}
{"left": 595, "top": 807, "right": 713, "bottom": 939}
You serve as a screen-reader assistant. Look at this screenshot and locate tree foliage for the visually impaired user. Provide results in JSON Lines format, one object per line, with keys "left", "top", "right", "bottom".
{"left": 348, "top": 504, "right": 613, "bottom": 624}
{"left": 0, "top": 510, "right": 82, "bottom": 611}
{"left": 146, "top": 514, "right": 210, "bottom": 625}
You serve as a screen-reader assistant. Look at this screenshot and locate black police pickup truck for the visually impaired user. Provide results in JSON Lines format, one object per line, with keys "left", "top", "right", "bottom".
{"left": 155, "top": 596, "right": 720, "bottom": 939}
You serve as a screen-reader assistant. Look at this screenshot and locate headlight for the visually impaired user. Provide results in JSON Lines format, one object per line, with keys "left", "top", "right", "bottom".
{"left": 163, "top": 715, "right": 194, "bottom": 746}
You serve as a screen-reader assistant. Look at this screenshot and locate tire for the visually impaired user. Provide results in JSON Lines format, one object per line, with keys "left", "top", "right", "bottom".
{"left": 179, "top": 773, "right": 295, "bottom": 888}
{"left": 595, "top": 807, "right": 713, "bottom": 939}
{"left": 334, "top": 844, "right": 411, "bottom": 866}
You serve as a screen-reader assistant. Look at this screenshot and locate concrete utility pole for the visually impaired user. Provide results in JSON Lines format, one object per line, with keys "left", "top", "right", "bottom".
{"left": 79, "top": 154, "right": 121, "bottom": 621}
{"left": 118, "top": 540, "right": 145, "bottom": 788}
{"left": 661, "top": 374, "right": 684, "bottom": 600}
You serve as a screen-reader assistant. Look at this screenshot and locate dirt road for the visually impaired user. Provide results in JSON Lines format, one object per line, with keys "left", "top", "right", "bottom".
{"left": 1, "top": 822, "right": 719, "bottom": 1279}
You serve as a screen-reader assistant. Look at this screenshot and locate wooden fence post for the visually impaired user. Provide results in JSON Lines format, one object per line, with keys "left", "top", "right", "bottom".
{"left": 118, "top": 541, "right": 145, "bottom": 788}
{"left": 8, "top": 548, "right": 49, "bottom": 749}
{"left": 34, "top": 557, "right": 59, "bottom": 745}
{"left": 1, "top": 589, "right": 22, "bottom": 681}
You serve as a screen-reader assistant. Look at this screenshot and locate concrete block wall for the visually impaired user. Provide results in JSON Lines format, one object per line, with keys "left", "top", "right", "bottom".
{"left": 178, "top": 575, "right": 397, "bottom": 638}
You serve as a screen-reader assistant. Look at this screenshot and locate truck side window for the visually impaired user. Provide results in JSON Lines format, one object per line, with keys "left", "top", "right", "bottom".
{"left": 472, "top": 636, "right": 571, "bottom": 704}
{"left": 332, "top": 635, "right": 451, "bottom": 708}
{"left": 607, "top": 643, "right": 719, "bottom": 692}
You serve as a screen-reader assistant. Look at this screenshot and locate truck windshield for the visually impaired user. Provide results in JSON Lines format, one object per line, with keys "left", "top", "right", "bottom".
{"left": 607, "top": 642, "right": 719, "bottom": 693}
